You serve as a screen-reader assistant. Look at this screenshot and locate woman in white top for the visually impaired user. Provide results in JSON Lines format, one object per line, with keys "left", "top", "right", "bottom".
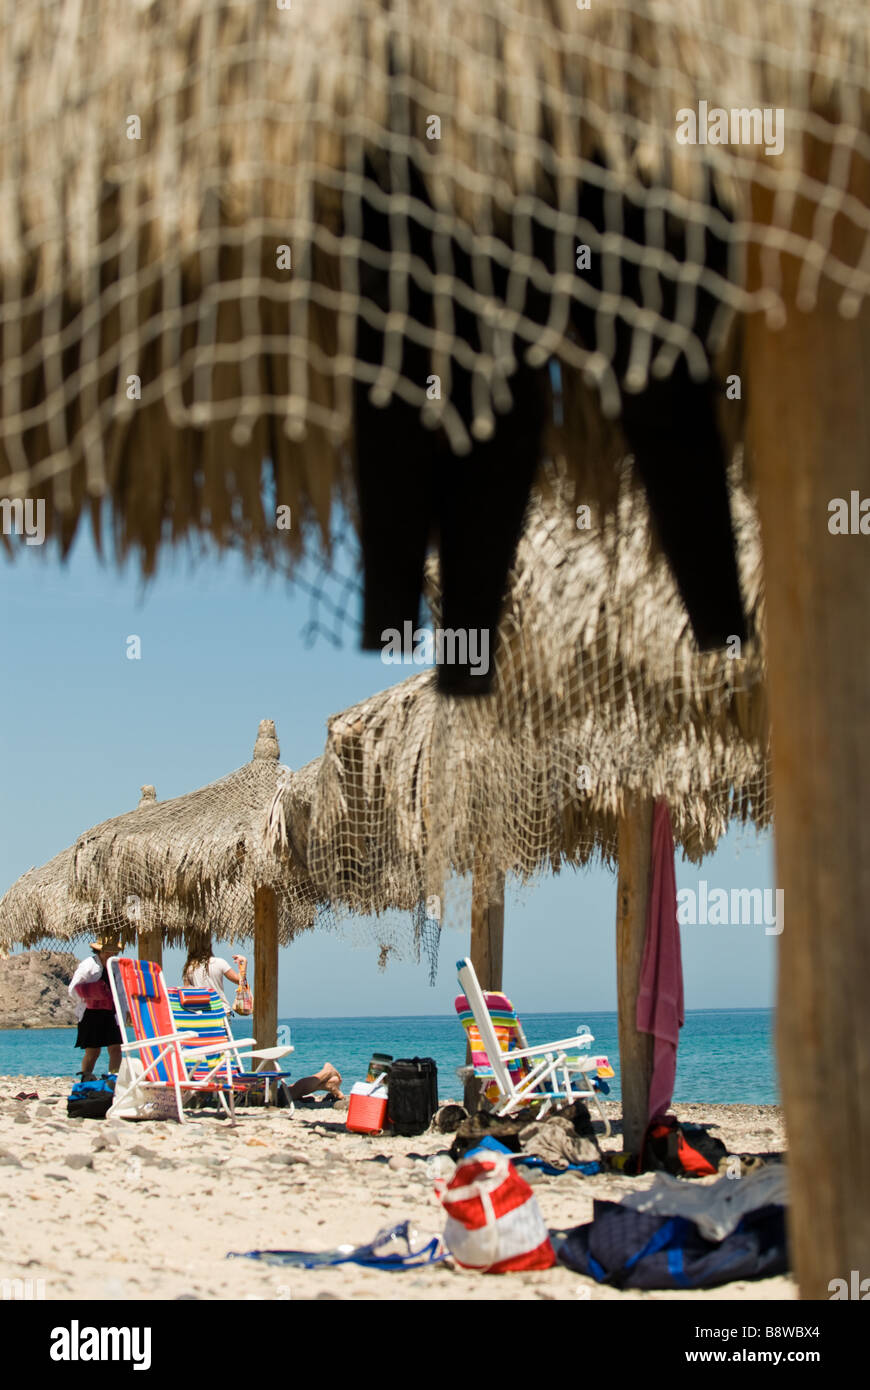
{"left": 181, "top": 934, "right": 344, "bottom": 1101}
{"left": 182, "top": 936, "right": 247, "bottom": 1009}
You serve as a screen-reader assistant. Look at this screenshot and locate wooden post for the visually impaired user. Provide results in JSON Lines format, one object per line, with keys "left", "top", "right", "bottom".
{"left": 253, "top": 884, "right": 279, "bottom": 1067}
{"left": 616, "top": 795, "right": 655, "bottom": 1155}
{"left": 133, "top": 788, "right": 161, "bottom": 965}
{"left": 464, "top": 856, "right": 505, "bottom": 1112}
{"left": 744, "top": 154, "right": 870, "bottom": 1294}
{"left": 137, "top": 927, "right": 163, "bottom": 969}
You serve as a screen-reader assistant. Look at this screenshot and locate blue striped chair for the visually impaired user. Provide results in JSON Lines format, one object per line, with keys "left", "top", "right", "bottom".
{"left": 168, "top": 987, "right": 295, "bottom": 1109}
{"left": 108, "top": 957, "right": 255, "bottom": 1122}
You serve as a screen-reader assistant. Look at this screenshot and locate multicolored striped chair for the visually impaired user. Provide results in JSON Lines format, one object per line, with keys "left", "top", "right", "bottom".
{"left": 455, "top": 989, "right": 534, "bottom": 1105}
{"left": 107, "top": 957, "right": 263, "bottom": 1122}
{"left": 455, "top": 958, "right": 613, "bottom": 1131}
{"left": 168, "top": 987, "right": 294, "bottom": 1108}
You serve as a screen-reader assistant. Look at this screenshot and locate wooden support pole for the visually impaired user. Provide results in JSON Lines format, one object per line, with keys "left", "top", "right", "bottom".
{"left": 253, "top": 885, "right": 279, "bottom": 1058}
{"left": 470, "top": 857, "right": 505, "bottom": 992}
{"left": 745, "top": 164, "right": 870, "bottom": 1294}
{"left": 616, "top": 795, "right": 655, "bottom": 1155}
{"left": 464, "top": 856, "right": 506, "bottom": 1112}
{"left": 137, "top": 927, "right": 163, "bottom": 969}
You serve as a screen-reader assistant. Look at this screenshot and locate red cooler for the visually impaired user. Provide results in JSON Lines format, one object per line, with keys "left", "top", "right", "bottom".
{"left": 346, "top": 1081, "right": 389, "bottom": 1134}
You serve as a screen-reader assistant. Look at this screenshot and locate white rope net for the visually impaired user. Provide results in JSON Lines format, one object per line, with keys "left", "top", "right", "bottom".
{"left": 299, "top": 463, "right": 772, "bottom": 941}
{"left": 1, "top": 1, "right": 868, "bottom": 530}
{"left": 0, "top": 730, "right": 331, "bottom": 962}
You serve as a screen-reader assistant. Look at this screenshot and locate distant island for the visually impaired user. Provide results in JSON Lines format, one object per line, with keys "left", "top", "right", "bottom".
{"left": 0, "top": 950, "right": 79, "bottom": 1029}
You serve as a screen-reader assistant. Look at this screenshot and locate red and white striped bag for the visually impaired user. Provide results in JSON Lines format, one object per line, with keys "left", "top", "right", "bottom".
{"left": 435, "top": 1147, "right": 556, "bottom": 1272}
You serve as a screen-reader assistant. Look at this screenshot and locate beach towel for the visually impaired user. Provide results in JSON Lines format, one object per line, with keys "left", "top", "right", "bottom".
{"left": 228, "top": 1221, "right": 445, "bottom": 1270}
{"left": 637, "top": 800, "right": 684, "bottom": 1121}
{"left": 474, "top": 1133, "right": 601, "bottom": 1177}
{"left": 517, "top": 1116, "right": 602, "bottom": 1172}
{"left": 555, "top": 1199, "right": 789, "bottom": 1289}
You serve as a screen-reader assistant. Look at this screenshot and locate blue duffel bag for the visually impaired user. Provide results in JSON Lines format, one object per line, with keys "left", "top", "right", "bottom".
{"left": 67, "top": 1075, "right": 116, "bottom": 1120}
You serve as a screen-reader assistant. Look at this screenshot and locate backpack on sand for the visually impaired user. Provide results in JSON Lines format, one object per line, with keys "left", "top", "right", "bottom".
{"left": 642, "top": 1115, "right": 727, "bottom": 1177}
{"left": 67, "top": 1075, "right": 116, "bottom": 1120}
{"left": 387, "top": 1057, "right": 438, "bottom": 1136}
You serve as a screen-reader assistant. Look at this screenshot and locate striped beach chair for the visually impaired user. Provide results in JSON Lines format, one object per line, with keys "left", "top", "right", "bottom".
{"left": 455, "top": 989, "right": 535, "bottom": 1106}
{"left": 107, "top": 957, "right": 261, "bottom": 1122}
{"left": 168, "top": 987, "right": 294, "bottom": 1108}
{"left": 455, "top": 958, "right": 613, "bottom": 1131}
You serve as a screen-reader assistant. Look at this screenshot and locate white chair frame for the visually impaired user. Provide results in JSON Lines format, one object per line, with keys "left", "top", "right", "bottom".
{"left": 457, "top": 958, "right": 612, "bottom": 1134}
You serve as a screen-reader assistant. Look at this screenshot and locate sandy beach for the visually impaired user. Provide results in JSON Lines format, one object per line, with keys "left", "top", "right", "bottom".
{"left": 1, "top": 1084, "right": 793, "bottom": 1301}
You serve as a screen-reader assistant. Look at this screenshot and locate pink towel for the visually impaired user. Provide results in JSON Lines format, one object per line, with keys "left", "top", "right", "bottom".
{"left": 636, "top": 800, "right": 684, "bottom": 1121}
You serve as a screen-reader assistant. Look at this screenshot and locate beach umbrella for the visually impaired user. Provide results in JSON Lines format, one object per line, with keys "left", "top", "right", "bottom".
{"left": 297, "top": 670, "right": 770, "bottom": 1126}
{"left": 299, "top": 471, "right": 768, "bottom": 881}
{"left": 0, "top": 5, "right": 861, "bottom": 632}
{"left": 269, "top": 474, "right": 769, "bottom": 1128}
{"left": 69, "top": 722, "right": 324, "bottom": 1053}
{"left": 2, "top": 0, "right": 867, "bottom": 1297}
{"left": 0, "top": 784, "right": 193, "bottom": 957}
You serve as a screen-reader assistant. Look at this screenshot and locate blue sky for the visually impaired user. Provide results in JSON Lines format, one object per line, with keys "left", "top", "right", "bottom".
{"left": 0, "top": 522, "right": 777, "bottom": 1017}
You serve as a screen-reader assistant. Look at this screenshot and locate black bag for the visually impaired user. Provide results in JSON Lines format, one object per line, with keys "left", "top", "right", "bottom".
{"left": 642, "top": 1115, "right": 728, "bottom": 1176}
{"left": 387, "top": 1057, "right": 438, "bottom": 1136}
{"left": 67, "top": 1075, "right": 115, "bottom": 1120}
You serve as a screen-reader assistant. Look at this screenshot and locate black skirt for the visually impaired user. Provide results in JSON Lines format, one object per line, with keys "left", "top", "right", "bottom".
{"left": 75, "top": 1008, "right": 122, "bottom": 1049}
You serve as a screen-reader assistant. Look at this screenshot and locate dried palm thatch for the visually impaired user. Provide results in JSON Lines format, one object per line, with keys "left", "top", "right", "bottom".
{"left": 432, "top": 459, "right": 767, "bottom": 745}
{"left": 298, "top": 673, "right": 770, "bottom": 919}
{"left": 67, "top": 722, "right": 326, "bottom": 947}
{"left": 280, "top": 470, "right": 769, "bottom": 919}
{"left": 0, "top": 785, "right": 189, "bottom": 950}
{"left": 0, "top": 846, "right": 205, "bottom": 952}
{"left": 1, "top": 2, "right": 868, "bottom": 561}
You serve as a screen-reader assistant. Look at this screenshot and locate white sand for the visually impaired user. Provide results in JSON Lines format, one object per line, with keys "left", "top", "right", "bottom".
{"left": 0, "top": 1082, "right": 794, "bottom": 1301}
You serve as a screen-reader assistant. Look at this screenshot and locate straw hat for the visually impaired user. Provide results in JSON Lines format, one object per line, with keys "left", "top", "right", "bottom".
{"left": 89, "top": 937, "right": 120, "bottom": 954}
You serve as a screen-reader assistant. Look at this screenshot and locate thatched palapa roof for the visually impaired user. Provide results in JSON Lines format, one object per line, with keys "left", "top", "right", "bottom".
{"left": 69, "top": 722, "right": 325, "bottom": 946}
{"left": 0, "top": 785, "right": 191, "bottom": 950}
{"left": 2, "top": 2, "right": 868, "bottom": 563}
{"left": 272, "top": 473, "right": 769, "bottom": 918}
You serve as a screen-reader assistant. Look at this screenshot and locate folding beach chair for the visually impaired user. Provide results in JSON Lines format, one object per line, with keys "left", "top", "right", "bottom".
{"left": 455, "top": 958, "right": 613, "bottom": 1132}
{"left": 107, "top": 957, "right": 262, "bottom": 1122}
{"left": 168, "top": 987, "right": 295, "bottom": 1109}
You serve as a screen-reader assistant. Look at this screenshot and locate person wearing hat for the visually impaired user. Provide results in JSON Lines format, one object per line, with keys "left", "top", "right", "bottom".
{"left": 68, "top": 938, "right": 123, "bottom": 1079}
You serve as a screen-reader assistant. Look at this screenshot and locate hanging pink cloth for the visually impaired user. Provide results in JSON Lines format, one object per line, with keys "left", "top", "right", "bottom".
{"left": 636, "top": 800, "right": 684, "bottom": 1121}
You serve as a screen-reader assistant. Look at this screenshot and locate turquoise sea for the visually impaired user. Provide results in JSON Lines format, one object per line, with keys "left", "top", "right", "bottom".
{"left": 0, "top": 1008, "right": 777, "bottom": 1104}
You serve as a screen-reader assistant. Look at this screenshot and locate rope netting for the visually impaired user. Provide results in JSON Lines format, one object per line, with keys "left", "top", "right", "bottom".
{"left": 1, "top": 2, "right": 869, "bottom": 560}
{"left": 0, "top": 725, "right": 323, "bottom": 956}
{"left": 289, "top": 464, "right": 772, "bottom": 939}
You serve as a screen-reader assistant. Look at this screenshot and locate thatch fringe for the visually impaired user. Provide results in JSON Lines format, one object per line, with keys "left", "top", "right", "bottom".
{"left": 70, "top": 754, "right": 325, "bottom": 946}
{"left": 0, "top": 789, "right": 190, "bottom": 950}
{"left": 274, "top": 464, "right": 770, "bottom": 914}
{"left": 0, "top": 723, "right": 327, "bottom": 951}
{"left": 2, "top": 3, "right": 868, "bottom": 564}
{"left": 0, "top": 846, "right": 160, "bottom": 951}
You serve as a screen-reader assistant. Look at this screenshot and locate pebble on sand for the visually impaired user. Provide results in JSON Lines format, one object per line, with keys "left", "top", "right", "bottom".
{"left": 65, "top": 1153, "right": 95, "bottom": 1170}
